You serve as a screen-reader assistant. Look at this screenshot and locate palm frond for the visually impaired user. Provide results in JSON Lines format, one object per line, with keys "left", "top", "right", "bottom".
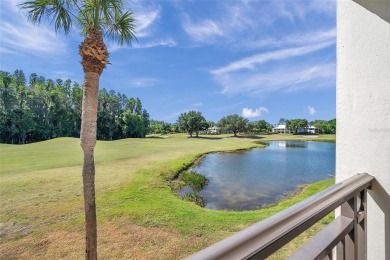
{"left": 76, "top": 3, "right": 95, "bottom": 34}
{"left": 20, "top": 0, "right": 137, "bottom": 45}
{"left": 104, "top": 10, "right": 137, "bottom": 45}
{"left": 100, "top": 0, "right": 123, "bottom": 23}
{"left": 20, "top": 0, "right": 73, "bottom": 34}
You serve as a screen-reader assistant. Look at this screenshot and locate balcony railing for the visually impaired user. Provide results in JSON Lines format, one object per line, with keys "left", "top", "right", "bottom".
{"left": 187, "top": 173, "right": 374, "bottom": 260}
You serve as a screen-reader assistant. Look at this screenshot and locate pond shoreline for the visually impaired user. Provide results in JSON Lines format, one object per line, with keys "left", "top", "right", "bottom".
{"left": 169, "top": 144, "right": 265, "bottom": 181}
{"left": 169, "top": 144, "right": 266, "bottom": 207}
{"left": 172, "top": 139, "right": 335, "bottom": 211}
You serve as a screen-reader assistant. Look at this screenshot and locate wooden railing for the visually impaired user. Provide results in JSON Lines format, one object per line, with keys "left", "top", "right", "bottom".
{"left": 187, "top": 173, "right": 374, "bottom": 260}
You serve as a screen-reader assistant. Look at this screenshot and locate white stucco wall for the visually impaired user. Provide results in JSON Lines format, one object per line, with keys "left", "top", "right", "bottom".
{"left": 337, "top": 0, "right": 390, "bottom": 259}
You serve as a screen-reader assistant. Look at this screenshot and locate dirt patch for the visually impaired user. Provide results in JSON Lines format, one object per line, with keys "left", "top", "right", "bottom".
{"left": 98, "top": 218, "right": 204, "bottom": 259}
{"left": 0, "top": 218, "right": 205, "bottom": 259}
{"left": 0, "top": 220, "right": 31, "bottom": 239}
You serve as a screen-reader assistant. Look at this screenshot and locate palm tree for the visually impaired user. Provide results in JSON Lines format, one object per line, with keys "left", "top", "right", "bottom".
{"left": 20, "top": 1, "right": 136, "bottom": 259}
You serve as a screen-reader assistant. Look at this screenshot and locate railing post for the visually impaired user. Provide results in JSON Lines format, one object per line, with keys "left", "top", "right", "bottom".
{"left": 340, "top": 196, "right": 357, "bottom": 259}
{"left": 336, "top": 240, "right": 344, "bottom": 260}
{"left": 339, "top": 188, "right": 367, "bottom": 260}
{"left": 357, "top": 189, "right": 367, "bottom": 259}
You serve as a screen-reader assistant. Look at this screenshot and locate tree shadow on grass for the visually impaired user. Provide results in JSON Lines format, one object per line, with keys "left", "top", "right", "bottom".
{"left": 193, "top": 136, "right": 223, "bottom": 140}
{"left": 232, "top": 135, "right": 266, "bottom": 140}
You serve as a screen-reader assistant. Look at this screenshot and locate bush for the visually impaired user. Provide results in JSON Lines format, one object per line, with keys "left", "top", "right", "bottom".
{"left": 184, "top": 192, "right": 206, "bottom": 207}
{"left": 180, "top": 171, "right": 209, "bottom": 191}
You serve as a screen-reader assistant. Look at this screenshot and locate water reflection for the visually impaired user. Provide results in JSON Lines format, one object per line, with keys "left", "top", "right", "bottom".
{"left": 191, "top": 141, "right": 335, "bottom": 211}
{"left": 259, "top": 141, "right": 308, "bottom": 148}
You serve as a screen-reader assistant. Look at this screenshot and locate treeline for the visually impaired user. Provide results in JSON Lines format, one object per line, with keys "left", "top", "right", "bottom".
{"left": 309, "top": 119, "right": 336, "bottom": 134}
{"left": 150, "top": 112, "right": 335, "bottom": 137}
{"left": 279, "top": 118, "right": 336, "bottom": 134}
{"left": 0, "top": 70, "right": 149, "bottom": 144}
{"left": 150, "top": 112, "right": 273, "bottom": 137}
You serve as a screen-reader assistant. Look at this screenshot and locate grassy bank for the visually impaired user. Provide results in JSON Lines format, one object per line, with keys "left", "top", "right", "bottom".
{"left": 0, "top": 133, "right": 335, "bottom": 259}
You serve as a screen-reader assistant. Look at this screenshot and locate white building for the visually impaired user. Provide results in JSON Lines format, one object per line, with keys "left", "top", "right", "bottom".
{"left": 272, "top": 124, "right": 318, "bottom": 134}
{"left": 207, "top": 126, "right": 220, "bottom": 134}
{"left": 297, "top": 125, "right": 319, "bottom": 134}
{"left": 272, "top": 124, "right": 292, "bottom": 134}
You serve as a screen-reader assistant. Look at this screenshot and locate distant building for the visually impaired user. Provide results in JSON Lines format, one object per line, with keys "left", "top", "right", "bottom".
{"left": 306, "top": 125, "right": 319, "bottom": 134}
{"left": 272, "top": 124, "right": 319, "bottom": 134}
{"left": 207, "top": 126, "right": 220, "bottom": 134}
{"left": 272, "top": 124, "right": 292, "bottom": 134}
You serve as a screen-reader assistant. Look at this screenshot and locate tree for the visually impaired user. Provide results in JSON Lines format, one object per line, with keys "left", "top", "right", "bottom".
{"left": 218, "top": 114, "right": 248, "bottom": 137}
{"left": 120, "top": 102, "right": 149, "bottom": 138}
{"left": 286, "top": 119, "right": 308, "bottom": 134}
{"left": 326, "top": 118, "right": 336, "bottom": 134}
{"left": 311, "top": 120, "right": 328, "bottom": 134}
{"left": 177, "top": 111, "right": 208, "bottom": 137}
{"left": 13, "top": 69, "right": 26, "bottom": 87}
{"left": 149, "top": 120, "right": 174, "bottom": 135}
{"left": 248, "top": 120, "right": 272, "bottom": 133}
{"left": 278, "top": 118, "right": 286, "bottom": 125}
{"left": 0, "top": 69, "right": 150, "bottom": 143}
{"left": 97, "top": 88, "right": 120, "bottom": 140}
{"left": 20, "top": 1, "right": 136, "bottom": 258}
{"left": 29, "top": 73, "right": 38, "bottom": 85}
{"left": 120, "top": 111, "right": 146, "bottom": 137}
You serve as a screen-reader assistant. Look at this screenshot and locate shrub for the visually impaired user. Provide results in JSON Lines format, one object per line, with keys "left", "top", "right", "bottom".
{"left": 184, "top": 192, "right": 206, "bottom": 207}
{"left": 180, "top": 171, "right": 209, "bottom": 191}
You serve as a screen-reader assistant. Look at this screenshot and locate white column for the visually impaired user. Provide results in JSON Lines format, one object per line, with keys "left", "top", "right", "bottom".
{"left": 337, "top": 0, "right": 390, "bottom": 259}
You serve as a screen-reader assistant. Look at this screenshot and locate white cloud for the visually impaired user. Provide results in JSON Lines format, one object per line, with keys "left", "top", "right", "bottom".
{"left": 0, "top": 2, "right": 67, "bottom": 55}
{"left": 288, "top": 64, "right": 335, "bottom": 91}
{"left": 134, "top": 39, "right": 177, "bottom": 49}
{"left": 182, "top": 18, "right": 224, "bottom": 43}
{"left": 308, "top": 106, "right": 316, "bottom": 115}
{"left": 1, "top": 0, "right": 23, "bottom": 13}
{"left": 0, "top": 22, "right": 67, "bottom": 55}
{"left": 180, "top": 0, "right": 335, "bottom": 46}
{"left": 210, "top": 28, "right": 335, "bottom": 97}
{"left": 274, "top": 0, "right": 336, "bottom": 22}
{"left": 129, "top": 78, "right": 159, "bottom": 88}
{"left": 211, "top": 40, "right": 334, "bottom": 75}
{"left": 108, "top": 38, "right": 176, "bottom": 52}
{"left": 135, "top": 9, "right": 160, "bottom": 37}
{"left": 243, "top": 28, "right": 336, "bottom": 49}
{"left": 242, "top": 107, "right": 269, "bottom": 118}
{"left": 216, "top": 62, "right": 335, "bottom": 96}
{"left": 192, "top": 103, "right": 204, "bottom": 108}
{"left": 180, "top": 3, "right": 257, "bottom": 44}
{"left": 0, "top": 46, "right": 16, "bottom": 54}
{"left": 107, "top": 43, "right": 123, "bottom": 53}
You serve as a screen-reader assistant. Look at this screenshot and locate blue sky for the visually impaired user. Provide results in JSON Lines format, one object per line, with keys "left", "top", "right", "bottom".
{"left": 0, "top": 0, "right": 336, "bottom": 124}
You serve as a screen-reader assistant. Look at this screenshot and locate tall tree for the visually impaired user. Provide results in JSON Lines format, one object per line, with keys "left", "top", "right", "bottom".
{"left": 248, "top": 120, "right": 272, "bottom": 133}
{"left": 311, "top": 120, "right": 328, "bottom": 134}
{"left": 326, "top": 118, "right": 336, "bottom": 134}
{"left": 218, "top": 114, "right": 248, "bottom": 137}
{"left": 177, "top": 111, "right": 208, "bottom": 137}
{"left": 286, "top": 119, "right": 308, "bottom": 134}
{"left": 13, "top": 69, "right": 26, "bottom": 87}
{"left": 20, "top": 1, "right": 136, "bottom": 258}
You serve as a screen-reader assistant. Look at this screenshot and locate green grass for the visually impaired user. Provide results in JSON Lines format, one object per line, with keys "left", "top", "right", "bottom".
{"left": 0, "top": 133, "right": 335, "bottom": 259}
{"left": 179, "top": 171, "right": 209, "bottom": 191}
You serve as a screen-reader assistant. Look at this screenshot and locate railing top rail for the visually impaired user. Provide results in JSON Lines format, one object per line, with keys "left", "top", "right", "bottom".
{"left": 186, "top": 173, "right": 374, "bottom": 260}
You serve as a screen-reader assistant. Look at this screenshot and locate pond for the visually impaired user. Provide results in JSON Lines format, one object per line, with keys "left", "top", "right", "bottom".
{"left": 189, "top": 141, "right": 335, "bottom": 211}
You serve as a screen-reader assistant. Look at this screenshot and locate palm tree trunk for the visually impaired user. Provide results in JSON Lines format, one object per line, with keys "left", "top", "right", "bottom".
{"left": 80, "top": 72, "right": 99, "bottom": 260}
